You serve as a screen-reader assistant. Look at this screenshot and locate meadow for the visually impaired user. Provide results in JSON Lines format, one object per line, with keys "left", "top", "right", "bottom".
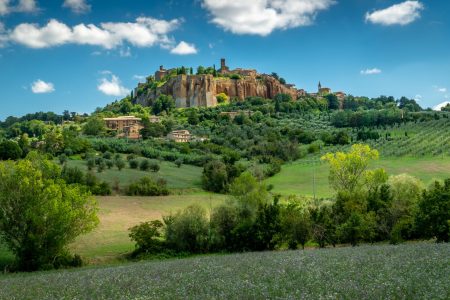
{"left": 0, "top": 242, "right": 448, "bottom": 299}
{"left": 266, "top": 156, "right": 450, "bottom": 197}
{"left": 65, "top": 158, "right": 203, "bottom": 192}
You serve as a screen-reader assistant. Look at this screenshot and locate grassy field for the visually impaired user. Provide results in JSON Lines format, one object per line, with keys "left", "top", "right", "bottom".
{"left": 0, "top": 194, "right": 227, "bottom": 267}
{"left": 1, "top": 242, "right": 448, "bottom": 299}
{"left": 65, "top": 158, "right": 203, "bottom": 192}
{"left": 71, "top": 194, "right": 227, "bottom": 264}
{"left": 266, "top": 157, "right": 450, "bottom": 198}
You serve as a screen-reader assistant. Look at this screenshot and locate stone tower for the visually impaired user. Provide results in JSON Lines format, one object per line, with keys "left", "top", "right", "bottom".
{"left": 318, "top": 81, "right": 322, "bottom": 92}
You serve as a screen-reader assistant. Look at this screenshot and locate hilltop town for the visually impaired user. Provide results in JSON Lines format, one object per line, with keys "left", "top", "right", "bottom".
{"left": 132, "top": 59, "right": 346, "bottom": 108}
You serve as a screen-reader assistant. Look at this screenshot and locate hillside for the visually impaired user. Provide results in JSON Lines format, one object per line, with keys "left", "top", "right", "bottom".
{"left": 1, "top": 242, "right": 449, "bottom": 299}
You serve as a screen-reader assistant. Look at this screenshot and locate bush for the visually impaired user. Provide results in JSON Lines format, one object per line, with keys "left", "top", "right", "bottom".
{"left": 129, "top": 158, "right": 139, "bottom": 169}
{"left": 92, "top": 181, "right": 112, "bottom": 196}
{"left": 105, "top": 159, "right": 114, "bottom": 169}
{"left": 58, "top": 154, "right": 68, "bottom": 165}
{"left": 126, "top": 177, "right": 170, "bottom": 196}
{"left": 149, "top": 161, "right": 160, "bottom": 172}
{"left": 115, "top": 157, "right": 126, "bottom": 171}
{"left": 164, "top": 205, "right": 209, "bottom": 253}
{"left": 129, "top": 220, "right": 164, "bottom": 255}
{"left": 202, "top": 160, "right": 228, "bottom": 193}
{"left": 61, "top": 165, "right": 85, "bottom": 185}
{"left": 0, "top": 141, "right": 23, "bottom": 160}
{"left": 175, "top": 158, "right": 183, "bottom": 168}
{"left": 140, "top": 159, "right": 151, "bottom": 171}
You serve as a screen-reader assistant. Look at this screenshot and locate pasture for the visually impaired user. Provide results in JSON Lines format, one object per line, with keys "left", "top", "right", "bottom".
{"left": 1, "top": 242, "right": 448, "bottom": 299}
{"left": 266, "top": 157, "right": 450, "bottom": 197}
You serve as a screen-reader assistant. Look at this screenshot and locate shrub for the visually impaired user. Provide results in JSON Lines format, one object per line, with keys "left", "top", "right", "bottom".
{"left": 126, "top": 177, "right": 170, "bottom": 196}
{"left": 0, "top": 141, "right": 23, "bottom": 160}
{"left": 202, "top": 160, "right": 228, "bottom": 193}
{"left": 129, "top": 220, "right": 164, "bottom": 255}
{"left": 61, "top": 165, "right": 85, "bottom": 185}
{"left": 58, "top": 154, "right": 68, "bottom": 165}
{"left": 103, "top": 151, "right": 113, "bottom": 160}
{"left": 115, "top": 157, "right": 126, "bottom": 171}
{"left": 129, "top": 158, "right": 139, "bottom": 169}
{"left": 149, "top": 161, "right": 160, "bottom": 172}
{"left": 105, "top": 159, "right": 114, "bottom": 169}
{"left": 140, "top": 159, "right": 151, "bottom": 171}
{"left": 92, "top": 181, "right": 112, "bottom": 196}
{"left": 87, "top": 157, "right": 95, "bottom": 171}
{"left": 175, "top": 158, "right": 183, "bottom": 168}
{"left": 164, "top": 205, "right": 209, "bottom": 253}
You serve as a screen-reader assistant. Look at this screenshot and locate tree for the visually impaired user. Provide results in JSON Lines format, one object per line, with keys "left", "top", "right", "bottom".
{"left": 202, "top": 160, "right": 228, "bottom": 193}
{"left": 325, "top": 94, "right": 340, "bottom": 110}
{"left": 321, "top": 144, "right": 380, "bottom": 193}
{"left": 415, "top": 179, "right": 450, "bottom": 242}
{"left": 0, "top": 141, "right": 23, "bottom": 160}
{"left": 152, "top": 94, "right": 175, "bottom": 115}
{"left": 281, "top": 204, "right": 311, "bottom": 249}
{"left": 216, "top": 93, "right": 229, "bottom": 104}
{"left": 83, "top": 117, "right": 106, "bottom": 136}
{"left": 0, "top": 154, "right": 98, "bottom": 271}
{"left": 129, "top": 220, "right": 164, "bottom": 254}
{"left": 441, "top": 103, "right": 450, "bottom": 112}
{"left": 115, "top": 157, "right": 126, "bottom": 171}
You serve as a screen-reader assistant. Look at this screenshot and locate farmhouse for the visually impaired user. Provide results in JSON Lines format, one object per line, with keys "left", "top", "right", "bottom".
{"left": 103, "top": 116, "right": 143, "bottom": 139}
{"left": 168, "top": 130, "right": 191, "bottom": 143}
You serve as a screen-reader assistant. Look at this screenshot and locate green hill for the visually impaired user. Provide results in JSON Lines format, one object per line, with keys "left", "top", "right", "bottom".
{"left": 1, "top": 242, "right": 448, "bottom": 299}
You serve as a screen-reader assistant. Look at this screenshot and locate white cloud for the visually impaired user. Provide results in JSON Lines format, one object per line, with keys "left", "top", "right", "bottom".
{"left": 360, "top": 68, "right": 382, "bottom": 75}
{"left": 63, "top": 0, "right": 91, "bottom": 14}
{"left": 31, "top": 79, "right": 55, "bottom": 94}
{"left": 97, "top": 73, "right": 130, "bottom": 97}
{"left": 202, "top": 0, "right": 335, "bottom": 36}
{"left": 0, "top": 0, "right": 37, "bottom": 15}
{"left": 0, "top": 0, "right": 10, "bottom": 15}
{"left": 438, "top": 88, "right": 447, "bottom": 93}
{"left": 170, "top": 41, "right": 197, "bottom": 55}
{"left": 119, "top": 46, "right": 131, "bottom": 57}
{"left": 433, "top": 101, "right": 450, "bottom": 111}
{"left": 365, "top": 1, "right": 424, "bottom": 26}
{"left": 7, "top": 17, "right": 180, "bottom": 49}
{"left": 17, "top": 0, "right": 36, "bottom": 12}
{"left": 414, "top": 94, "right": 422, "bottom": 101}
{"left": 133, "top": 75, "right": 146, "bottom": 82}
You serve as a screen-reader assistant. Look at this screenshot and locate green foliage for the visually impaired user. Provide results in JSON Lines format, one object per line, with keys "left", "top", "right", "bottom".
{"left": 164, "top": 205, "right": 209, "bottom": 253}
{"left": 125, "top": 177, "right": 169, "bottom": 196}
{"left": 0, "top": 141, "right": 23, "bottom": 160}
{"left": 216, "top": 93, "right": 229, "bottom": 104}
{"left": 129, "top": 158, "right": 139, "bottom": 169}
{"left": 416, "top": 179, "right": 450, "bottom": 242}
{"left": 321, "top": 144, "right": 380, "bottom": 193}
{"left": 202, "top": 160, "right": 228, "bottom": 193}
{"left": 129, "top": 220, "right": 164, "bottom": 255}
{"left": 0, "top": 154, "right": 98, "bottom": 271}
{"left": 83, "top": 117, "right": 106, "bottom": 136}
{"left": 139, "top": 159, "right": 151, "bottom": 171}
{"left": 152, "top": 95, "right": 175, "bottom": 115}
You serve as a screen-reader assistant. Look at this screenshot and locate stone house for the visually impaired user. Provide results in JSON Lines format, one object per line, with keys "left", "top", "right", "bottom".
{"left": 103, "top": 116, "right": 143, "bottom": 139}
{"left": 168, "top": 130, "right": 191, "bottom": 143}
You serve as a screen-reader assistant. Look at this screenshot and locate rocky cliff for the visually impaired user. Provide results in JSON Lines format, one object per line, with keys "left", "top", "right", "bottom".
{"left": 134, "top": 74, "right": 299, "bottom": 108}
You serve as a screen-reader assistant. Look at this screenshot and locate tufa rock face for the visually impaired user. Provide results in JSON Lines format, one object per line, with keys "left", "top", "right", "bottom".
{"left": 134, "top": 74, "right": 299, "bottom": 108}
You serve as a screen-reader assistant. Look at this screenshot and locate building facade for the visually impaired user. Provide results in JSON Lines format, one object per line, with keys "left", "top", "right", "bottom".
{"left": 103, "top": 116, "right": 143, "bottom": 139}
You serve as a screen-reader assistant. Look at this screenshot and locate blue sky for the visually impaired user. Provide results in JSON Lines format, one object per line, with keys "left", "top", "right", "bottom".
{"left": 0, "top": 0, "right": 449, "bottom": 119}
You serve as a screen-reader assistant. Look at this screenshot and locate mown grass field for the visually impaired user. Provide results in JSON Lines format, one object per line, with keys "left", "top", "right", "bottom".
{"left": 1, "top": 242, "right": 448, "bottom": 299}
{"left": 65, "top": 158, "right": 203, "bottom": 192}
{"left": 266, "top": 157, "right": 450, "bottom": 198}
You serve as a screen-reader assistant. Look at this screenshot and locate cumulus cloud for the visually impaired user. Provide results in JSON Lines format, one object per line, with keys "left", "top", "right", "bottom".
{"left": 6, "top": 17, "right": 180, "bottom": 49}
{"left": 63, "top": 0, "right": 91, "bottom": 14}
{"left": 365, "top": 1, "right": 424, "bottom": 26}
{"left": 31, "top": 79, "right": 55, "bottom": 94}
{"left": 433, "top": 101, "right": 450, "bottom": 111}
{"left": 360, "top": 68, "right": 382, "bottom": 75}
{"left": 0, "top": 0, "right": 38, "bottom": 15}
{"left": 202, "top": 0, "right": 335, "bottom": 36}
{"left": 414, "top": 94, "right": 422, "bottom": 101}
{"left": 438, "top": 88, "right": 447, "bottom": 93}
{"left": 170, "top": 41, "right": 197, "bottom": 55}
{"left": 97, "top": 73, "right": 130, "bottom": 97}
